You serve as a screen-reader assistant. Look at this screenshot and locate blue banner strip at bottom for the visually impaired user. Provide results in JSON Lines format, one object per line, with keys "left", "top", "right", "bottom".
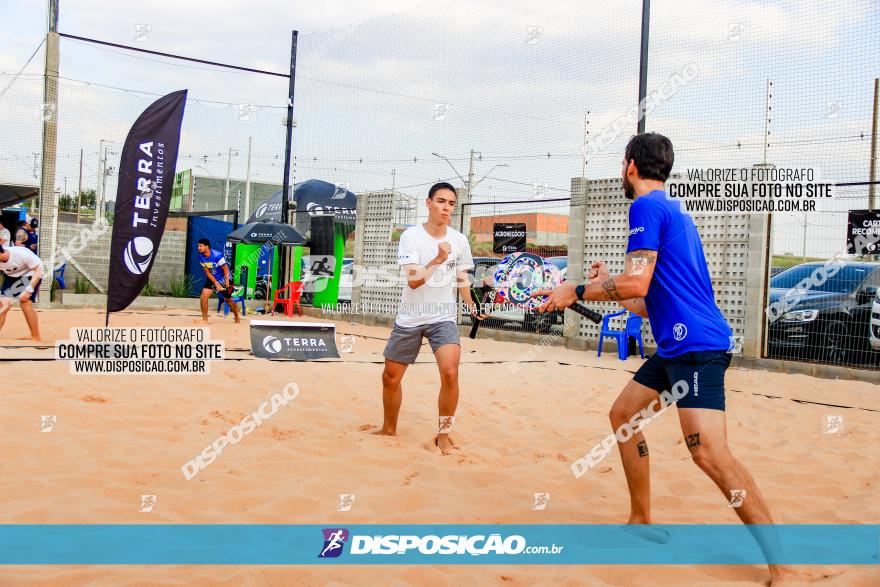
{"left": 0, "top": 525, "right": 877, "bottom": 565}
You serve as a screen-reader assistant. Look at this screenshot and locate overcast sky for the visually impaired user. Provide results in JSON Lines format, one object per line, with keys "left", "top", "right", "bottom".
{"left": 1, "top": 0, "right": 878, "bottom": 255}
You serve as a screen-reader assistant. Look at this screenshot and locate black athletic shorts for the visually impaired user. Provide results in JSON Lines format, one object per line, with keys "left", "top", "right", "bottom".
{"left": 633, "top": 350, "right": 731, "bottom": 411}
{"left": 204, "top": 279, "right": 233, "bottom": 299}
{"left": 0, "top": 274, "right": 41, "bottom": 301}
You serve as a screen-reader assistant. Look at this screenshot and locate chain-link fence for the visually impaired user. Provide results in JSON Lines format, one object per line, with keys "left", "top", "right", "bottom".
{"left": 3, "top": 1, "right": 878, "bottom": 371}
{"left": 766, "top": 183, "right": 880, "bottom": 368}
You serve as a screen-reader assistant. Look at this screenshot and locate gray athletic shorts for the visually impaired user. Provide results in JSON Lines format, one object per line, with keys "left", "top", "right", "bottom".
{"left": 383, "top": 320, "right": 460, "bottom": 364}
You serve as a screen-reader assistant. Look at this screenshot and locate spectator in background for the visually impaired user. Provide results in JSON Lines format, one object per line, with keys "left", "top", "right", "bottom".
{"left": 0, "top": 225, "right": 8, "bottom": 290}
{"left": 22, "top": 217, "right": 40, "bottom": 254}
{"left": 14, "top": 221, "right": 27, "bottom": 246}
{"left": 15, "top": 218, "right": 39, "bottom": 253}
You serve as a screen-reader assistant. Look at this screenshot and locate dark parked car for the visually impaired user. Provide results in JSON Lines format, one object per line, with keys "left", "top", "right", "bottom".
{"left": 767, "top": 261, "right": 880, "bottom": 364}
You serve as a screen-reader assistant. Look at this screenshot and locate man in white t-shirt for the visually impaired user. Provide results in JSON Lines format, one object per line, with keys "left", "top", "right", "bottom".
{"left": 374, "top": 182, "right": 483, "bottom": 455}
{"left": 0, "top": 244, "right": 44, "bottom": 341}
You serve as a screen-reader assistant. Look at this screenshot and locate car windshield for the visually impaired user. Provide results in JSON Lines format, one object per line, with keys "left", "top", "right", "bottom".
{"left": 770, "top": 265, "right": 871, "bottom": 294}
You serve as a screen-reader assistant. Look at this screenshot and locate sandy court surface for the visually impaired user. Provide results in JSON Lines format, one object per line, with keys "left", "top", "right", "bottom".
{"left": 0, "top": 307, "right": 877, "bottom": 586}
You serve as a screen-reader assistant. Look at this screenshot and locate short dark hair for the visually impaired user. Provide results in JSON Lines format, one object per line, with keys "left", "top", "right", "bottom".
{"left": 197, "top": 238, "right": 211, "bottom": 248}
{"left": 624, "top": 133, "right": 674, "bottom": 182}
{"left": 428, "top": 182, "right": 457, "bottom": 200}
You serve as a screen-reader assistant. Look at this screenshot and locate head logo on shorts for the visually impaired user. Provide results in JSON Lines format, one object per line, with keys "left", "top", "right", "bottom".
{"left": 673, "top": 322, "right": 688, "bottom": 341}
{"left": 262, "top": 335, "right": 282, "bottom": 354}
{"left": 318, "top": 528, "right": 349, "bottom": 558}
{"left": 123, "top": 236, "right": 154, "bottom": 275}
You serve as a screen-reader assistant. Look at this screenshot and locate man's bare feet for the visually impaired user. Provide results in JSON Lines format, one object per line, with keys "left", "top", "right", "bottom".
{"left": 619, "top": 524, "right": 670, "bottom": 544}
{"left": 371, "top": 427, "right": 396, "bottom": 436}
{"left": 435, "top": 433, "right": 457, "bottom": 455}
{"left": 234, "top": 317, "right": 241, "bottom": 324}
{"left": 194, "top": 318, "right": 209, "bottom": 324}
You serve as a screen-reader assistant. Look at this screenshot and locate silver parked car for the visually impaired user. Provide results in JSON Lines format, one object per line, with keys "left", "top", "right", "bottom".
{"left": 870, "top": 289, "right": 880, "bottom": 351}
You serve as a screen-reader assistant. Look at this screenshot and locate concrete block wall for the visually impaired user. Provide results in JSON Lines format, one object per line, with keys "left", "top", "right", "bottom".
{"left": 352, "top": 191, "right": 402, "bottom": 313}
{"left": 53, "top": 218, "right": 187, "bottom": 293}
{"left": 571, "top": 178, "right": 762, "bottom": 356}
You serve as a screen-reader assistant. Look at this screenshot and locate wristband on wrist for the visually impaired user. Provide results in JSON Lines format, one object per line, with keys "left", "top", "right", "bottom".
{"left": 25, "top": 286, "right": 35, "bottom": 293}
{"left": 575, "top": 284, "right": 586, "bottom": 300}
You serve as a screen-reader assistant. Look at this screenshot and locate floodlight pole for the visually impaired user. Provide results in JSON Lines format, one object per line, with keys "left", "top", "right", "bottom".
{"left": 278, "top": 30, "right": 298, "bottom": 291}
{"left": 870, "top": 78, "right": 878, "bottom": 209}
{"left": 281, "top": 30, "right": 298, "bottom": 225}
{"left": 38, "top": 0, "right": 60, "bottom": 308}
{"left": 637, "top": 0, "right": 650, "bottom": 134}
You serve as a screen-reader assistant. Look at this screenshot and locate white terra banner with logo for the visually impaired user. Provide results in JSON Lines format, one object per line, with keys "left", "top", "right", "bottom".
{"left": 249, "top": 320, "right": 340, "bottom": 360}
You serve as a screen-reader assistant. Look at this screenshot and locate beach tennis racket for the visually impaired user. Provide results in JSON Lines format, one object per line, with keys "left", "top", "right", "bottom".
{"left": 469, "top": 252, "right": 602, "bottom": 339}
{"left": 468, "top": 281, "right": 496, "bottom": 338}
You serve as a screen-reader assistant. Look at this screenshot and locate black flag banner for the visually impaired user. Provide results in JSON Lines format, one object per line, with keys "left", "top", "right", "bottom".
{"left": 106, "top": 90, "right": 187, "bottom": 317}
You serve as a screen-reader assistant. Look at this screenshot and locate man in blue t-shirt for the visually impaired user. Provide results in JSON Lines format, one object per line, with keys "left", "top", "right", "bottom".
{"left": 15, "top": 218, "right": 38, "bottom": 254}
{"left": 535, "top": 133, "right": 799, "bottom": 585}
{"left": 197, "top": 238, "right": 241, "bottom": 323}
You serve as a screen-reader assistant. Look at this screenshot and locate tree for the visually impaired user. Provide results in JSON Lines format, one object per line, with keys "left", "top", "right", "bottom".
{"left": 78, "top": 189, "right": 96, "bottom": 210}
{"left": 58, "top": 194, "right": 76, "bottom": 211}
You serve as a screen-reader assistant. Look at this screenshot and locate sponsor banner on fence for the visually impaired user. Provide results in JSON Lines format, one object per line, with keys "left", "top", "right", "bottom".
{"left": 493, "top": 223, "right": 526, "bottom": 254}
{"left": 0, "top": 524, "right": 875, "bottom": 564}
{"left": 249, "top": 320, "right": 340, "bottom": 360}
{"left": 847, "top": 209, "right": 880, "bottom": 254}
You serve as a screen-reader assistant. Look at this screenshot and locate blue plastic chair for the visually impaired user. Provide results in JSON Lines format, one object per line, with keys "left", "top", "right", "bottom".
{"left": 53, "top": 263, "right": 66, "bottom": 289}
{"left": 598, "top": 309, "right": 645, "bottom": 360}
{"left": 219, "top": 287, "right": 246, "bottom": 317}
{"left": 216, "top": 265, "right": 249, "bottom": 317}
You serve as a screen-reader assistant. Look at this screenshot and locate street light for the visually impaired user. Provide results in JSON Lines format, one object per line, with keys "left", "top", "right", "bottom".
{"left": 431, "top": 152, "right": 468, "bottom": 187}
{"left": 471, "top": 163, "right": 508, "bottom": 191}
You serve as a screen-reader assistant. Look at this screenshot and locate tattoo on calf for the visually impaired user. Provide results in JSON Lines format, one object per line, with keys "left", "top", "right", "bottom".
{"left": 685, "top": 433, "right": 701, "bottom": 449}
{"left": 637, "top": 440, "right": 649, "bottom": 457}
{"left": 601, "top": 278, "right": 622, "bottom": 301}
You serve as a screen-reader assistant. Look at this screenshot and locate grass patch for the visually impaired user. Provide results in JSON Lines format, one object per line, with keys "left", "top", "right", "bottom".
{"left": 771, "top": 254, "right": 826, "bottom": 270}
{"left": 74, "top": 278, "right": 91, "bottom": 294}
{"left": 167, "top": 275, "right": 199, "bottom": 297}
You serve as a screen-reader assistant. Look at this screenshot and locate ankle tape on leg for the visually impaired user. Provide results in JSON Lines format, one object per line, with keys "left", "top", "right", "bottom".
{"left": 438, "top": 416, "right": 455, "bottom": 434}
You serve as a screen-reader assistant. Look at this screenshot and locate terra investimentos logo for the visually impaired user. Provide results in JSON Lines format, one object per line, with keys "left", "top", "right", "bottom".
{"left": 123, "top": 236, "right": 154, "bottom": 275}
{"left": 262, "top": 335, "right": 282, "bottom": 353}
{"left": 262, "top": 335, "right": 328, "bottom": 353}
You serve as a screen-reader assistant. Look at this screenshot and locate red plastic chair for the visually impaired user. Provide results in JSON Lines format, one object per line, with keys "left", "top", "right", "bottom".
{"left": 272, "top": 281, "right": 304, "bottom": 317}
